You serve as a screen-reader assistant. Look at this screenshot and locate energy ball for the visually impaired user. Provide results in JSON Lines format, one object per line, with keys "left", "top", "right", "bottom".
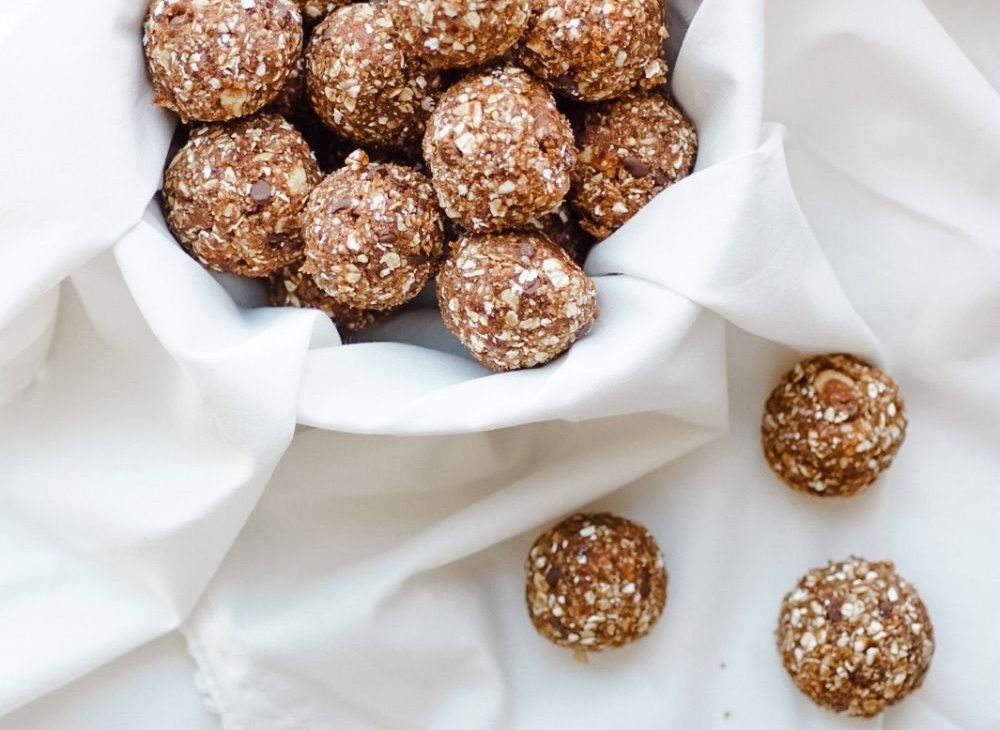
{"left": 306, "top": 3, "right": 441, "bottom": 149}
{"left": 164, "top": 114, "right": 322, "bottom": 277}
{"left": 762, "top": 354, "right": 907, "bottom": 497}
{"left": 570, "top": 92, "right": 697, "bottom": 240}
{"left": 437, "top": 230, "right": 597, "bottom": 371}
{"left": 267, "top": 262, "right": 383, "bottom": 335}
{"left": 424, "top": 66, "right": 577, "bottom": 232}
{"left": 387, "top": 0, "right": 531, "bottom": 69}
{"left": 776, "top": 558, "right": 934, "bottom": 717}
{"left": 514, "top": 0, "right": 668, "bottom": 102}
{"left": 143, "top": 0, "right": 304, "bottom": 123}
{"left": 530, "top": 204, "right": 594, "bottom": 266}
{"left": 525, "top": 513, "right": 668, "bottom": 653}
{"left": 301, "top": 150, "right": 444, "bottom": 310}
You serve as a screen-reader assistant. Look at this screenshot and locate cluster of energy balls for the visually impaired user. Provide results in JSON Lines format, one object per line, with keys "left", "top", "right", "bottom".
{"left": 145, "top": 0, "right": 935, "bottom": 720}
{"left": 144, "top": 0, "right": 698, "bottom": 369}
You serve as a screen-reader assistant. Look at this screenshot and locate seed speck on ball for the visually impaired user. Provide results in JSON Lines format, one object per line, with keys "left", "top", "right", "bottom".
{"left": 388, "top": 0, "right": 531, "bottom": 69}
{"left": 306, "top": 3, "right": 441, "bottom": 149}
{"left": 525, "top": 513, "right": 668, "bottom": 653}
{"left": 164, "top": 114, "right": 322, "bottom": 277}
{"left": 515, "top": 0, "right": 669, "bottom": 102}
{"left": 762, "top": 354, "right": 907, "bottom": 497}
{"left": 143, "top": 0, "right": 304, "bottom": 123}
{"left": 437, "top": 230, "right": 597, "bottom": 371}
{"left": 570, "top": 91, "right": 697, "bottom": 239}
{"left": 423, "top": 66, "right": 577, "bottom": 233}
{"left": 777, "top": 557, "right": 934, "bottom": 717}
{"left": 302, "top": 150, "right": 445, "bottom": 311}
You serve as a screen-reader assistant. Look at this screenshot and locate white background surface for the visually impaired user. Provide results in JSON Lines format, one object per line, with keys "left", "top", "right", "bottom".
{"left": 1, "top": 0, "right": 999, "bottom": 728}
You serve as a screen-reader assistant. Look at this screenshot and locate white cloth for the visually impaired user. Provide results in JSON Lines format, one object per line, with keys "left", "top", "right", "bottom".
{"left": 1, "top": 0, "right": 999, "bottom": 728}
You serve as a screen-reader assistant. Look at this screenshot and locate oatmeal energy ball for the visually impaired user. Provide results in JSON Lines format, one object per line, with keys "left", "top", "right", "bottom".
{"left": 526, "top": 513, "right": 668, "bottom": 652}
{"left": 267, "top": 262, "right": 383, "bottom": 335}
{"left": 571, "top": 92, "right": 697, "bottom": 239}
{"left": 302, "top": 150, "right": 444, "bottom": 310}
{"left": 306, "top": 3, "right": 441, "bottom": 149}
{"left": 144, "top": 0, "right": 303, "bottom": 123}
{"left": 164, "top": 114, "right": 322, "bottom": 277}
{"left": 437, "top": 231, "right": 597, "bottom": 371}
{"left": 777, "top": 558, "right": 934, "bottom": 717}
{"left": 762, "top": 354, "right": 907, "bottom": 497}
{"left": 515, "top": 0, "right": 668, "bottom": 102}
{"left": 424, "top": 66, "right": 577, "bottom": 232}
{"left": 388, "top": 0, "right": 531, "bottom": 69}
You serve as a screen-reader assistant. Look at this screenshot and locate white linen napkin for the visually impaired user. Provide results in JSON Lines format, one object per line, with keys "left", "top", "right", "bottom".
{"left": 1, "top": 0, "right": 998, "bottom": 726}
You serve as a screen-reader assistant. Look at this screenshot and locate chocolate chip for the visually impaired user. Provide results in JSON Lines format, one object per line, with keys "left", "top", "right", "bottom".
{"left": 376, "top": 230, "right": 398, "bottom": 245}
{"left": 879, "top": 602, "right": 894, "bottom": 618}
{"left": 250, "top": 179, "right": 271, "bottom": 202}
{"left": 826, "top": 599, "right": 843, "bottom": 622}
{"left": 547, "top": 617, "right": 568, "bottom": 637}
{"left": 545, "top": 567, "right": 562, "bottom": 589}
{"left": 622, "top": 155, "right": 652, "bottom": 178}
{"left": 653, "top": 170, "right": 670, "bottom": 187}
{"left": 266, "top": 233, "right": 290, "bottom": 249}
{"left": 639, "top": 567, "right": 651, "bottom": 599}
{"left": 328, "top": 197, "right": 354, "bottom": 214}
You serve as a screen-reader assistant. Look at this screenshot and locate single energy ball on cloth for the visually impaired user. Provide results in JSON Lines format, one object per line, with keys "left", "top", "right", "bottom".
{"left": 762, "top": 354, "right": 907, "bottom": 497}
{"left": 570, "top": 92, "right": 697, "bottom": 239}
{"left": 302, "top": 150, "right": 444, "bottom": 310}
{"left": 423, "top": 66, "right": 577, "bottom": 232}
{"left": 267, "top": 262, "right": 383, "bottom": 335}
{"left": 387, "top": 0, "right": 531, "bottom": 69}
{"left": 306, "top": 3, "right": 441, "bottom": 149}
{"left": 530, "top": 204, "right": 595, "bottom": 266}
{"left": 164, "top": 114, "right": 322, "bottom": 277}
{"left": 143, "top": 0, "right": 304, "bottom": 123}
{"left": 437, "top": 230, "right": 597, "bottom": 371}
{"left": 525, "top": 513, "right": 668, "bottom": 653}
{"left": 776, "top": 557, "right": 934, "bottom": 718}
{"left": 514, "top": 0, "right": 668, "bottom": 102}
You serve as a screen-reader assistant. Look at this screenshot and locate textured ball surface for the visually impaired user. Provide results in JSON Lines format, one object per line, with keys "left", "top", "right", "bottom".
{"left": 423, "top": 66, "right": 576, "bottom": 232}
{"left": 777, "top": 558, "right": 934, "bottom": 717}
{"left": 762, "top": 354, "right": 907, "bottom": 497}
{"left": 297, "top": 0, "right": 344, "bottom": 25}
{"left": 437, "top": 231, "right": 598, "bottom": 371}
{"left": 530, "top": 204, "right": 595, "bottom": 266}
{"left": 164, "top": 114, "right": 322, "bottom": 277}
{"left": 302, "top": 151, "right": 444, "bottom": 310}
{"left": 525, "top": 513, "right": 668, "bottom": 652}
{"left": 388, "top": 0, "right": 531, "bottom": 69}
{"left": 267, "top": 262, "right": 384, "bottom": 335}
{"left": 144, "top": 0, "right": 304, "bottom": 122}
{"left": 306, "top": 3, "right": 441, "bottom": 149}
{"left": 570, "top": 92, "right": 697, "bottom": 239}
{"left": 514, "top": 0, "right": 668, "bottom": 101}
